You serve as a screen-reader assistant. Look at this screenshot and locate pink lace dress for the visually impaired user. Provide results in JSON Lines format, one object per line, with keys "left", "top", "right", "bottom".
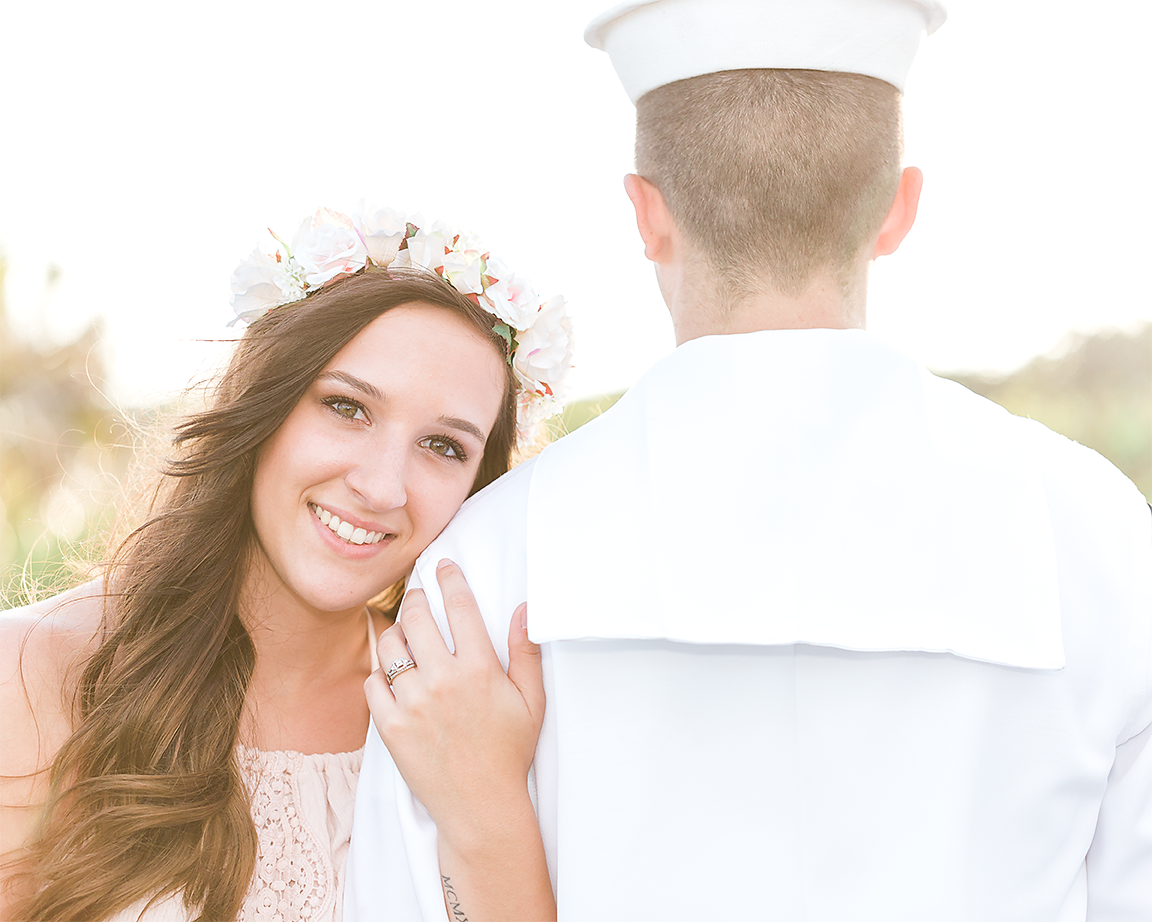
{"left": 108, "top": 618, "right": 377, "bottom": 922}
{"left": 236, "top": 745, "right": 363, "bottom": 922}
{"left": 107, "top": 746, "right": 363, "bottom": 922}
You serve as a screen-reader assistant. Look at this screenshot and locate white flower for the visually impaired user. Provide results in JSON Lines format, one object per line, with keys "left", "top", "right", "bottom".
{"left": 396, "top": 228, "right": 448, "bottom": 273}
{"left": 230, "top": 248, "right": 289, "bottom": 323}
{"left": 355, "top": 205, "right": 407, "bottom": 266}
{"left": 230, "top": 206, "right": 574, "bottom": 431}
{"left": 512, "top": 295, "right": 574, "bottom": 401}
{"left": 274, "top": 258, "right": 308, "bottom": 302}
{"left": 441, "top": 246, "right": 485, "bottom": 295}
{"left": 481, "top": 256, "right": 541, "bottom": 328}
{"left": 293, "top": 220, "right": 370, "bottom": 287}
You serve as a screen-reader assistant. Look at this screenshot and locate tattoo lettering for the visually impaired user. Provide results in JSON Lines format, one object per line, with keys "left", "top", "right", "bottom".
{"left": 442, "top": 875, "right": 469, "bottom": 922}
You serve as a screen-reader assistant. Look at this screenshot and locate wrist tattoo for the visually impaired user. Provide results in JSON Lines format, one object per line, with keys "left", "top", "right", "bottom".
{"left": 442, "top": 875, "right": 469, "bottom": 922}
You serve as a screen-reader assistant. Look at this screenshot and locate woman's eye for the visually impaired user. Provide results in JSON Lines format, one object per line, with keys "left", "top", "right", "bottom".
{"left": 420, "top": 436, "right": 467, "bottom": 461}
{"left": 323, "top": 397, "right": 367, "bottom": 421}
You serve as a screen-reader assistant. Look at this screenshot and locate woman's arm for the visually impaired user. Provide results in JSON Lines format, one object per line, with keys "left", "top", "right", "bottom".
{"left": 436, "top": 788, "right": 552, "bottom": 922}
{"left": 364, "top": 561, "right": 554, "bottom": 922}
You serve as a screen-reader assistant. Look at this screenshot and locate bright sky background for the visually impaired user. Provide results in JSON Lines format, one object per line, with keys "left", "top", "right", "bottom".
{"left": 2, "top": 0, "right": 1149, "bottom": 407}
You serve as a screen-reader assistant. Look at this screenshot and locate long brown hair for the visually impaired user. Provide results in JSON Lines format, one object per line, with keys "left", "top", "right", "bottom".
{"left": 10, "top": 269, "right": 519, "bottom": 922}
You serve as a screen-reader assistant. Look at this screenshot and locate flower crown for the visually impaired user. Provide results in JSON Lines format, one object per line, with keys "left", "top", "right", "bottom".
{"left": 229, "top": 205, "right": 574, "bottom": 438}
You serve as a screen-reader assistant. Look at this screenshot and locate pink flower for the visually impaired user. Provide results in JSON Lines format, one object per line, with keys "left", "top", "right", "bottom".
{"left": 513, "top": 295, "right": 574, "bottom": 400}
{"left": 481, "top": 256, "right": 541, "bottom": 328}
{"left": 292, "top": 212, "right": 370, "bottom": 287}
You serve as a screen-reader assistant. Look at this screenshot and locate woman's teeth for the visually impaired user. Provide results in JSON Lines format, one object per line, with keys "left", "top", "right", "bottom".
{"left": 309, "top": 503, "right": 388, "bottom": 545}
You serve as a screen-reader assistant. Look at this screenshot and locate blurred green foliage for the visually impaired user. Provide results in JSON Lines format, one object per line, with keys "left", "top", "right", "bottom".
{"left": 545, "top": 391, "right": 625, "bottom": 438}
{"left": 0, "top": 256, "right": 133, "bottom": 607}
{"left": 948, "top": 326, "right": 1151, "bottom": 501}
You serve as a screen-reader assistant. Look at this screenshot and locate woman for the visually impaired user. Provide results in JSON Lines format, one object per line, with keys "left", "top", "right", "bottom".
{"left": 0, "top": 206, "right": 571, "bottom": 921}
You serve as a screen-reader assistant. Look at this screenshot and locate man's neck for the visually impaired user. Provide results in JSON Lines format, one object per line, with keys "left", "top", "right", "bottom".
{"left": 664, "top": 265, "right": 868, "bottom": 345}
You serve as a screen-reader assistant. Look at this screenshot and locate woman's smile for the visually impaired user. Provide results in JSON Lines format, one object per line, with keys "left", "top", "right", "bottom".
{"left": 308, "top": 501, "right": 393, "bottom": 546}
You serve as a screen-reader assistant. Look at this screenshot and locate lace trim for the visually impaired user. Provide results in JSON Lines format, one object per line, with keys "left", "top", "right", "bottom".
{"left": 236, "top": 747, "right": 363, "bottom": 922}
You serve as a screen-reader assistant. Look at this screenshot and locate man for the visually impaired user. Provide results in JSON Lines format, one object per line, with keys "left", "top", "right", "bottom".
{"left": 347, "top": 2, "right": 1152, "bottom": 919}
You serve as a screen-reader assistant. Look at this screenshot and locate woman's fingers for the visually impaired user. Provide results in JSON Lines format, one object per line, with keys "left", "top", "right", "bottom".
{"left": 365, "top": 621, "right": 413, "bottom": 731}
{"left": 376, "top": 619, "right": 408, "bottom": 661}
{"left": 364, "top": 667, "right": 395, "bottom": 725}
{"left": 375, "top": 621, "right": 418, "bottom": 691}
{"left": 365, "top": 584, "right": 546, "bottom": 836}
{"left": 433, "top": 559, "right": 502, "bottom": 667}
{"left": 396, "top": 560, "right": 501, "bottom": 670}
{"left": 396, "top": 587, "right": 452, "bottom": 667}
{"left": 506, "top": 603, "right": 544, "bottom": 720}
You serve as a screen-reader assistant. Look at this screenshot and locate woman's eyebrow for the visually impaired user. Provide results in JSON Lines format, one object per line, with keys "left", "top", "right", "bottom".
{"left": 439, "top": 416, "right": 487, "bottom": 445}
{"left": 316, "top": 370, "right": 383, "bottom": 401}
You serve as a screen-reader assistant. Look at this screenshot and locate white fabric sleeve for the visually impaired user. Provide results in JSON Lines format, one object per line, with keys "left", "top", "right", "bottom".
{"left": 1086, "top": 716, "right": 1152, "bottom": 919}
{"left": 342, "top": 553, "right": 442, "bottom": 921}
{"left": 1085, "top": 500, "right": 1152, "bottom": 919}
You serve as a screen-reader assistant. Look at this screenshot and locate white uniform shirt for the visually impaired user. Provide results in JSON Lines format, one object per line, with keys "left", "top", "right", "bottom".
{"left": 346, "top": 329, "right": 1152, "bottom": 921}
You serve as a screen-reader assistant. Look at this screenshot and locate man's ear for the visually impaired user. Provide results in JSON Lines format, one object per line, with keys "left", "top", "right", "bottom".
{"left": 874, "top": 166, "right": 923, "bottom": 258}
{"left": 624, "top": 173, "right": 675, "bottom": 263}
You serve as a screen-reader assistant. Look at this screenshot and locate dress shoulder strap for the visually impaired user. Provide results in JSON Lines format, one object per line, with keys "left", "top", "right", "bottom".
{"left": 366, "top": 610, "right": 380, "bottom": 672}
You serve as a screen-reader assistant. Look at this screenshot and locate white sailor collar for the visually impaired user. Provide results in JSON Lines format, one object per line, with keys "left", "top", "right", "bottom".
{"left": 527, "top": 329, "right": 1065, "bottom": 670}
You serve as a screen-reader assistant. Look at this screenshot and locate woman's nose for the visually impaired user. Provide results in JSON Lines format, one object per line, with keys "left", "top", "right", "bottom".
{"left": 344, "top": 444, "right": 408, "bottom": 511}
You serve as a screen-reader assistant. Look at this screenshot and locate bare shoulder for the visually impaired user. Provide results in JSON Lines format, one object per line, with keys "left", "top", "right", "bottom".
{"left": 0, "top": 581, "right": 105, "bottom": 785}
{"left": 0, "top": 583, "right": 106, "bottom": 903}
{"left": 1, "top": 581, "right": 106, "bottom": 702}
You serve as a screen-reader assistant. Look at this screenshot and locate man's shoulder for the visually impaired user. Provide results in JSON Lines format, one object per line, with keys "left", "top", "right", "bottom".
{"left": 420, "top": 456, "right": 541, "bottom": 569}
{"left": 931, "top": 372, "right": 1146, "bottom": 515}
{"left": 452, "top": 411, "right": 628, "bottom": 527}
{"left": 453, "top": 455, "right": 538, "bottom": 523}
{"left": 412, "top": 458, "right": 537, "bottom": 628}
{"left": 967, "top": 388, "right": 1152, "bottom": 678}
{"left": 1006, "top": 404, "right": 1147, "bottom": 523}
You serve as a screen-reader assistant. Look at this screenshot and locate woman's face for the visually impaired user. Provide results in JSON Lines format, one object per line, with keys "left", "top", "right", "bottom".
{"left": 247, "top": 302, "right": 507, "bottom": 620}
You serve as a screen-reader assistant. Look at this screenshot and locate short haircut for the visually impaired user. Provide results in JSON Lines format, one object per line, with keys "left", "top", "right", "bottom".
{"left": 635, "top": 69, "right": 903, "bottom": 299}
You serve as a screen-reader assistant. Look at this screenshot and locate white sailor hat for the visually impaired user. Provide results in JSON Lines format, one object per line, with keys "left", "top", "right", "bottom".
{"left": 585, "top": 0, "right": 947, "bottom": 102}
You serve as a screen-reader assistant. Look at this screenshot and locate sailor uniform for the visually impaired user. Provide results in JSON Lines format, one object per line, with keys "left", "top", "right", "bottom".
{"left": 346, "top": 330, "right": 1152, "bottom": 920}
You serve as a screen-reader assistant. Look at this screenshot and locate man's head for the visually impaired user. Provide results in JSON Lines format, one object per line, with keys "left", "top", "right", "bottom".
{"left": 587, "top": 0, "right": 942, "bottom": 337}
{"left": 635, "top": 67, "right": 904, "bottom": 302}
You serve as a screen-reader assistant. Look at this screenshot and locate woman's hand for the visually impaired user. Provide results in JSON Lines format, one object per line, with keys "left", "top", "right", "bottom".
{"left": 365, "top": 558, "right": 544, "bottom": 832}
{"left": 364, "top": 559, "right": 554, "bottom": 921}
